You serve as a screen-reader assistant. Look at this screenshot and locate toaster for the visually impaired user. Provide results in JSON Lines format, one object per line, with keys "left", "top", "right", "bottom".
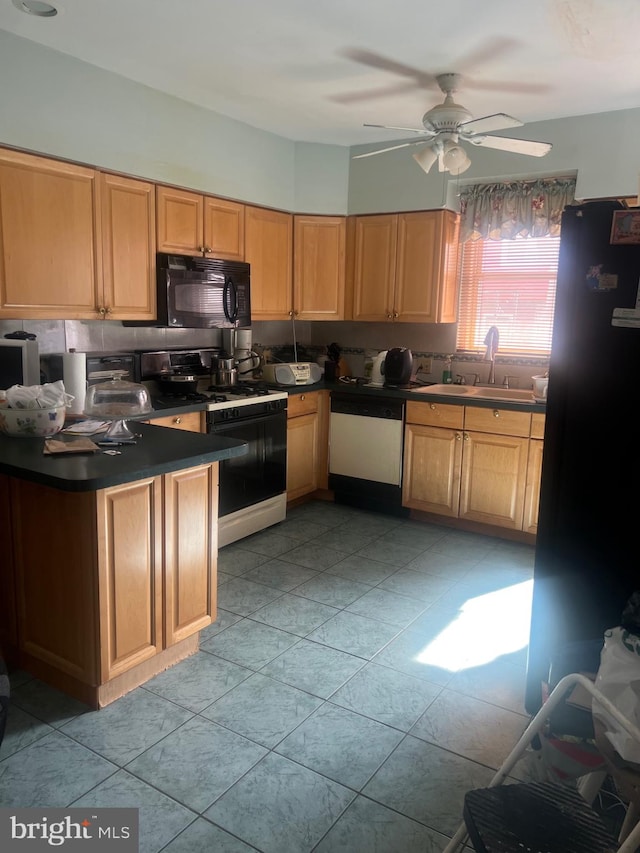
{"left": 384, "top": 348, "right": 413, "bottom": 386}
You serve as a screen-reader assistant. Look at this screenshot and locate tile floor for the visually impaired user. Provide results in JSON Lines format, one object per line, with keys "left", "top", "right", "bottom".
{"left": 0, "top": 500, "right": 537, "bottom": 853}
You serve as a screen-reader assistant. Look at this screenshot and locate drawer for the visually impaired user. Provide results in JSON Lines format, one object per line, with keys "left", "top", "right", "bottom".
{"left": 406, "top": 400, "right": 464, "bottom": 429}
{"left": 287, "top": 391, "right": 318, "bottom": 418}
{"left": 464, "top": 405, "right": 531, "bottom": 437}
{"left": 531, "top": 412, "right": 546, "bottom": 439}
{"left": 148, "top": 411, "right": 202, "bottom": 432}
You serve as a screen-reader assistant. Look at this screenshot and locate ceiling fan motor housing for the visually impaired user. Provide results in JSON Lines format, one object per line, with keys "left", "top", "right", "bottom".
{"left": 422, "top": 96, "right": 473, "bottom": 133}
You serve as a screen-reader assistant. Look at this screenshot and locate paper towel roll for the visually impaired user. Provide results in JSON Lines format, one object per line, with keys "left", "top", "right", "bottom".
{"left": 62, "top": 351, "right": 87, "bottom": 415}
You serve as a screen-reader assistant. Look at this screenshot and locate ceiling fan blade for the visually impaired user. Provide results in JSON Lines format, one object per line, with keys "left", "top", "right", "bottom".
{"left": 364, "top": 123, "right": 434, "bottom": 135}
{"left": 464, "top": 78, "right": 552, "bottom": 94}
{"left": 452, "top": 37, "right": 519, "bottom": 74}
{"left": 339, "top": 48, "right": 437, "bottom": 88}
{"left": 352, "top": 140, "right": 430, "bottom": 159}
{"left": 330, "top": 81, "right": 421, "bottom": 104}
{"left": 459, "top": 113, "right": 523, "bottom": 134}
{"left": 468, "top": 135, "right": 552, "bottom": 157}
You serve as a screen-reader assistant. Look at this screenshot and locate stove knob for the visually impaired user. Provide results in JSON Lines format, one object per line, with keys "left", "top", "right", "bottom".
{"left": 232, "top": 407, "right": 240, "bottom": 418}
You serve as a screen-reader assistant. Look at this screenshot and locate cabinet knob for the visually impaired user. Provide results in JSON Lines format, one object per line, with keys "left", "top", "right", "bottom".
{"left": 98, "top": 306, "right": 106, "bottom": 316}
{"left": 429, "top": 403, "right": 436, "bottom": 410}
{"left": 200, "top": 246, "right": 206, "bottom": 254}
{"left": 456, "top": 432, "right": 462, "bottom": 441}
{"left": 387, "top": 312, "right": 393, "bottom": 320}
{"left": 205, "top": 246, "right": 212, "bottom": 253}
{"left": 105, "top": 306, "right": 113, "bottom": 316}
{"left": 493, "top": 409, "right": 500, "bottom": 418}
{"left": 289, "top": 310, "right": 294, "bottom": 317}
{"left": 393, "top": 312, "right": 399, "bottom": 319}
{"left": 463, "top": 432, "right": 469, "bottom": 441}
{"left": 300, "top": 395, "right": 305, "bottom": 401}
{"left": 174, "top": 417, "right": 182, "bottom": 425}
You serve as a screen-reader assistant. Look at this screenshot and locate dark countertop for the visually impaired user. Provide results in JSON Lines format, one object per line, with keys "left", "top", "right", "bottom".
{"left": 287, "top": 380, "right": 546, "bottom": 414}
{"left": 0, "top": 422, "right": 247, "bottom": 492}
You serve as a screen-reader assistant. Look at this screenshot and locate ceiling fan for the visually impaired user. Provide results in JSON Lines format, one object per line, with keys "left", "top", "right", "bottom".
{"left": 338, "top": 43, "right": 552, "bottom": 175}
{"left": 352, "top": 71, "right": 552, "bottom": 175}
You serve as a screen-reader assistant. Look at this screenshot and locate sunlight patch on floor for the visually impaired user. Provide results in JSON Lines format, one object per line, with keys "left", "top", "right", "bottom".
{"left": 416, "top": 580, "right": 533, "bottom": 672}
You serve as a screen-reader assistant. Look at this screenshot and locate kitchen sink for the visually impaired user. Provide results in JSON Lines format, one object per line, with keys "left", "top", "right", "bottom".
{"left": 411, "top": 383, "right": 536, "bottom": 404}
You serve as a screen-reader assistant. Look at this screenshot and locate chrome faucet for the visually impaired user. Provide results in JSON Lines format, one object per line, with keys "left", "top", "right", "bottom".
{"left": 483, "top": 326, "right": 500, "bottom": 384}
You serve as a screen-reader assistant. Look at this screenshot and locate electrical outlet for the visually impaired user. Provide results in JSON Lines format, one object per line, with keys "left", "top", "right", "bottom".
{"left": 417, "top": 358, "right": 432, "bottom": 374}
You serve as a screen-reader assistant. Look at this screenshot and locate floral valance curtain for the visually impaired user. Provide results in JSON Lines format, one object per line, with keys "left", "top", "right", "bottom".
{"left": 459, "top": 177, "right": 576, "bottom": 242}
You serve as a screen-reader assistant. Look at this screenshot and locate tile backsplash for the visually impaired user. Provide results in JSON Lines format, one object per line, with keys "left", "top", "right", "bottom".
{"left": 1, "top": 318, "right": 549, "bottom": 391}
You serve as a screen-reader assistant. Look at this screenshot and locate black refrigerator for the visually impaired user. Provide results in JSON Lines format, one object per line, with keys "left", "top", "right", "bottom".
{"left": 525, "top": 199, "right": 640, "bottom": 713}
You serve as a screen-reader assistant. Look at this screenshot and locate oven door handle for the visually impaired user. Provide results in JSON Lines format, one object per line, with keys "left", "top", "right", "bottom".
{"left": 209, "top": 410, "right": 286, "bottom": 432}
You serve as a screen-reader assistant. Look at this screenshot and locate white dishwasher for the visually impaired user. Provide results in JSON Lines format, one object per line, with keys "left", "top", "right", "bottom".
{"left": 328, "top": 392, "right": 408, "bottom": 516}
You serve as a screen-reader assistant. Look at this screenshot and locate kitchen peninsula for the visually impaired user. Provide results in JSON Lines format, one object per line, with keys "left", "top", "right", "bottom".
{"left": 0, "top": 424, "right": 247, "bottom": 709}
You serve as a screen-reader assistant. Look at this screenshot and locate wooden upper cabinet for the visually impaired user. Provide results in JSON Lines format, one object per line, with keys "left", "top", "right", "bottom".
{"left": 0, "top": 149, "right": 102, "bottom": 319}
{"left": 156, "top": 185, "right": 244, "bottom": 260}
{"left": 352, "top": 214, "right": 397, "bottom": 321}
{"left": 245, "top": 205, "right": 293, "bottom": 320}
{"left": 100, "top": 172, "right": 156, "bottom": 321}
{"left": 293, "top": 215, "right": 346, "bottom": 320}
{"left": 352, "top": 210, "right": 460, "bottom": 323}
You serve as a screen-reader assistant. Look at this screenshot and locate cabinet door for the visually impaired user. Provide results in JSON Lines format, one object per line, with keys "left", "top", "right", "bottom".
{"left": 352, "top": 215, "right": 397, "bottom": 321}
{"left": 100, "top": 172, "right": 156, "bottom": 320}
{"left": 203, "top": 196, "right": 245, "bottom": 260}
{"left": 164, "top": 464, "right": 218, "bottom": 644}
{"left": 156, "top": 185, "right": 204, "bottom": 255}
{"left": 148, "top": 411, "right": 203, "bottom": 432}
{"left": 245, "top": 205, "right": 293, "bottom": 319}
{"left": 394, "top": 212, "right": 441, "bottom": 322}
{"left": 96, "top": 477, "right": 163, "bottom": 681}
{"left": 523, "top": 438, "right": 544, "bottom": 534}
{"left": 287, "top": 412, "right": 319, "bottom": 501}
{"left": 10, "top": 480, "right": 99, "bottom": 684}
{"left": 402, "top": 423, "right": 463, "bottom": 517}
{"left": 293, "top": 215, "right": 346, "bottom": 320}
{"left": 459, "top": 431, "right": 529, "bottom": 530}
{"left": 0, "top": 148, "right": 102, "bottom": 319}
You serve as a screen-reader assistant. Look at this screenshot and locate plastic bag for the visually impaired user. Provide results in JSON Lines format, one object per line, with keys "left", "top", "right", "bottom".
{"left": 5, "top": 381, "right": 72, "bottom": 409}
{"left": 592, "top": 625, "right": 640, "bottom": 762}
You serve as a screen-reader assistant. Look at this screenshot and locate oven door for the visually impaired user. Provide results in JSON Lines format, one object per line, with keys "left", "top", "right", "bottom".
{"left": 209, "top": 410, "right": 287, "bottom": 517}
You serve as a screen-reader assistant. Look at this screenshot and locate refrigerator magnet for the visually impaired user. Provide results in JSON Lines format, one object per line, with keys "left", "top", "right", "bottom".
{"left": 586, "top": 265, "right": 618, "bottom": 291}
{"left": 610, "top": 209, "right": 640, "bottom": 244}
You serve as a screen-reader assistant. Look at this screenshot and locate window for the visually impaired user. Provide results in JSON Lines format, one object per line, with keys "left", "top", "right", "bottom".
{"left": 456, "top": 176, "right": 575, "bottom": 355}
{"left": 456, "top": 234, "right": 561, "bottom": 355}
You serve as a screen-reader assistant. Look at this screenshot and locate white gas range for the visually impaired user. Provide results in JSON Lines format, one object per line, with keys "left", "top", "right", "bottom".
{"left": 140, "top": 348, "right": 289, "bottom": 547}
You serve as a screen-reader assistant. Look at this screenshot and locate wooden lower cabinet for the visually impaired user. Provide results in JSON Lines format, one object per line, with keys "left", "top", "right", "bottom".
{"left": 403, "top": 401, "right": 544, "bottom": 534}
{"left": 286, "top": 391, "right": 329, "bottom": 501}
{"left": 7, "top": 463, "right": 218, "bottom": 707}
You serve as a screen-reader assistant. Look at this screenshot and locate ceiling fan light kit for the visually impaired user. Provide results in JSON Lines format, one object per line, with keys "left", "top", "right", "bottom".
{"left": 351, "top": 65, "right": 552, "bottom": 175}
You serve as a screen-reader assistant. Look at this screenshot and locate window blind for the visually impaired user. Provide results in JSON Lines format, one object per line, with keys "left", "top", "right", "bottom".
{"left": 456, "top": 235, "right": 561, "bottom": 355}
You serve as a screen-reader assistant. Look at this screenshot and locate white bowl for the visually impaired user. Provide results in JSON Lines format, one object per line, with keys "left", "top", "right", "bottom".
{"left": 0, "top": 405, "right": 66, "bottom": 438}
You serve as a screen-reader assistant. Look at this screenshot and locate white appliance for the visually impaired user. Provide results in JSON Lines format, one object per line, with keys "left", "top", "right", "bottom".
{"left": 368, "top": 351, "right": 387, "bottom": 387}
{"left": 262, "top": 362, "right": 322, "bottom": 386}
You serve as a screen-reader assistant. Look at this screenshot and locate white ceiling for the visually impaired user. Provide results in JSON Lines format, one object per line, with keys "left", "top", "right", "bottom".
{"left": 2, "top": 0, "right": 640, "bottom": 147}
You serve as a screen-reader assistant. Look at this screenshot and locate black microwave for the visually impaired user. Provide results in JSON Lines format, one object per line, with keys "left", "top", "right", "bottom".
{"left": 155, "top": 254, "right": 251, "bottom": 329}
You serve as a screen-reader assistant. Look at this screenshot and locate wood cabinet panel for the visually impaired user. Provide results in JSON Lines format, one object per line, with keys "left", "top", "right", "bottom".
{"left": 293, "top": 215, "right": 346, "bottom": 320}
{"left": 11, "top": 480, "right": 99, "bottom": 683}
{"left": 395, "top": 212, "right": 440, "bottom": 322}
{"left": 459, "top": 431, "right": 529, "bottom": 529}
{"left": 287, "top": 392, "right": 319, "bottom": 418}
{"left": 530, "top": 413, "right": 546, "bottom": 439}
{"left": 148, "top": 411, "right": 203, "bottom": 432}
{"left": 0, "top": 149, "right": 101, "bottom": 318}
{"left": 245, "top": 205, "right": 293, "bottom": 320}
{"left": 352, "top": 215, "right": 397, "bottom": 321}
{"left": 156, "top": 185, "right": 204, "bottom": 255}
{"left": 287, "top": 412, "right": 319, "bottom": 501}
{"left": 402, "top": 423, "right": 463, "bottom": 517}
{"left": 464, "top": 406, "right": 531, "bottom": 437}
{"left": 96, "top": 478, "right": 163, "bottom": 681}
{"left": 164, "top": 465, "right": 217, "bottom": 645}
{"left": 100, "top": 172, "right": 156, "bottom": 320}
{"left": 523, "top": 438, "right": 544, "bottom": 534}
{"left": 203, "top": 196, "right": 245, "bottom": 260}
{"left": 406, "top": 400, "right": 464, "bottom": 429}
